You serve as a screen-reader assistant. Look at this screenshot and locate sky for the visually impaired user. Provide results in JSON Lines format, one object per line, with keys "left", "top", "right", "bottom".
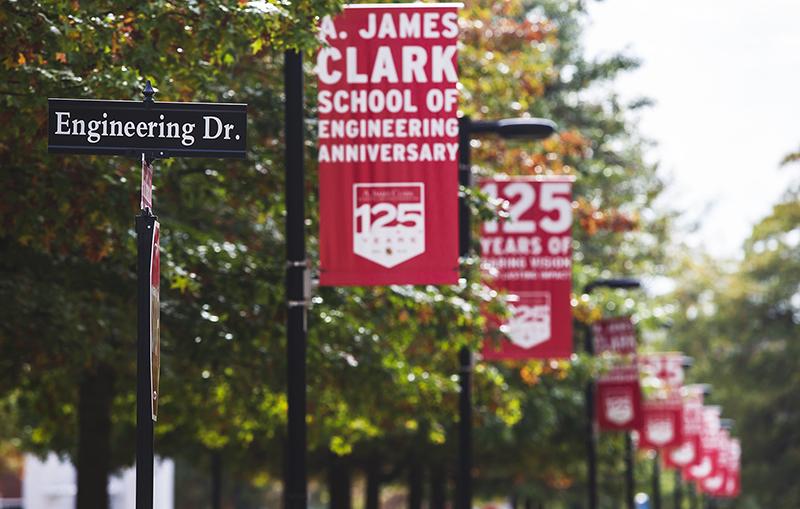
{"left": 582, "top": 0, "right": 800, "bottom": 258}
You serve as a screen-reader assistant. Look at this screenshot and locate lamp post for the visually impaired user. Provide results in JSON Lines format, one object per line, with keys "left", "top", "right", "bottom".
{"left": 583, "top": 278, "right": 642, "bottom": 509}
{"left": 673, "top": 356, "right": 694, "bottom": 509}
{"left": 652, "top": 450, "right": 662, "bottom": 509}
{"left": 284, "top": 50, "right": 308, "bottom": 509}
{"left": 457, "top": 116, "right": 556, "bottom": 509}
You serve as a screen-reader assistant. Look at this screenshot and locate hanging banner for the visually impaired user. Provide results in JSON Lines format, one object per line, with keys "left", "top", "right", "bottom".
{"left": 480, "top": 177, "right": 574, "bottom": 359}
{"left": 683, "top": 406, "right": 722, "bottom": 483}
{"left": 592, "top": 316, "right": 642, "bottom": 431}
{"left": 664, "top": 387, "right": 705, "bottom": 471}
{"left": 719, "top": 438, "right": 741, "bottom": 498}
{"left": 637, "top": 395, "right": 684, "bottom": 450}
{"left": 592, "top": 316, "right": 637, "bottom": 355}
{"left": 639, "top": 352, "right": 685, "bottom": 388}
{"left": 698, "top": 430, "right": 732, "bottom": 496}
{"left": 317, "top": 3, "right": 462, "bottom": 286}
{"left": 596, "top": 367, "right": 643, "bottom": 431}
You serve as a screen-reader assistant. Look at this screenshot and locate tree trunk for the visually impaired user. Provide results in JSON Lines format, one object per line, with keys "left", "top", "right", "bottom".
{"left": 76, "top": 364, "right": 114, "bottom": 509}
{"left": 429, "top": 464, "right": 446, "bottom": 509}
{"left": 407, "top": 457, "right": 423, "bottom": 509}
{"left": 365, "top": 456, "right": 381, "bottom": 509}
{"left": 328, "top": 453, "right": 352, "bottom": 509}
{"left": 211, "top": 451, "right": 222, "bottom": 509}
{"left": 524, "top": 497, "right": 533, "bottom": 509}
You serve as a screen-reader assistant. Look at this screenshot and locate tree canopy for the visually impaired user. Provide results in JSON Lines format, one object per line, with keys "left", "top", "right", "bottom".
{"left": 0, "top": 1, "right": 695, "bottom": 508}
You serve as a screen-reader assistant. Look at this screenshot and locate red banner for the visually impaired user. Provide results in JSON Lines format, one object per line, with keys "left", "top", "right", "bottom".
{"left": 638, "top": 396, "right": 684, "bottom": 450}
{"left": 593, "top": 316, "right": 637, "bottom": 355}
{"left": 479, "top": 177, "right": 574, "bottom": 359}
{"left": 593, "top": 316, "right": 642, "bottom": 431}
{"left": 683, "top": 406, "right": 722, "bottom": 483}
{"left": 317, "top": 4, "right": 461, "bottom": 286}
{"left": 639, "top": 352, "right": 685, "bottom": 388}
{"left": 664, "top": 387, "right": 705, "bottom": 470}
{"left": 698, "top": 431, "right": 736, "bottom": 497}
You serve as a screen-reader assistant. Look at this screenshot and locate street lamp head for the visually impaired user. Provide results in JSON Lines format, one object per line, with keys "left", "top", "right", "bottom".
{"left": 467, "top": 117, "right": 557, "bottom": 140}
{"left": 584, "top": 278, "right": 642, "bottom": 294}
{"left": 495, "top": 118, "right": 557, "bottom": 140}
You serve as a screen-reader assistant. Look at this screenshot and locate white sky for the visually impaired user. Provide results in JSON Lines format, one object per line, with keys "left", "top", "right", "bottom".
{"left": 583, "top": 0, "right": 800, "bottom": 258}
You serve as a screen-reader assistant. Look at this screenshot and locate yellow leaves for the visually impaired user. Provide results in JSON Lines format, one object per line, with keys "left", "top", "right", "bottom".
{"left": 520, "top": 364, "right": 541, "bottom": 386}
{"left": 428, "top": 422, "right": 447, "bottom": 444}
{"left": 496, "top": 396, "right": 521, "bottom": 426}
{"left": 572, "top": 296, "right": 602, "bottom": 325}
{"left": 16, "top": 53, "right": 26, "bottom": 65}
{"left": 250, "top": 38, "right": 264, "bottom": 55}
{"left": 198, "top": 429, "right": 229, "bottom": 449}
{"left": 330, "top": 435, "right": 352, "bottom": 456}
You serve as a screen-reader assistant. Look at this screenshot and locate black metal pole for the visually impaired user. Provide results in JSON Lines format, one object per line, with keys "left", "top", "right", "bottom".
{"left": 135, "top": 208, "right": 155, "bottom": 509}
{"left": 625, "top": 432, "right": 635, "bottom": 509}
{"left": 584, "top": 324, "right": 598, "bottom": 509}
{"left": 688, "top": 481, "right": 698, "bottom": 509}
{"left": 674, "top": 469, "right": 682, "bottom": 509}
{"left": 136, "top": 81, "right": 157, "bottom": 509}
{"left": 456, "top": 116, "right": 472, "bottom": 509}
{"left": 653, "top": 452, "right": 662, "bottom": 509}
{"left": 211, "top": 451, "right": 222, "bottom": 509}
{"left": 284, "top": 49, "right": 308, "bottom": 509}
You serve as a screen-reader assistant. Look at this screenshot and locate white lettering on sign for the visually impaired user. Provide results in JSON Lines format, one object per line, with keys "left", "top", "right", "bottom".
{"left": 316, "top": 7, "right": 460, "bottom": 166}
{"left": 316, "top": 45, "right": 458, "bottom": 85}
{"left": 51, "top": 112, "right": 240, "bottom": 147}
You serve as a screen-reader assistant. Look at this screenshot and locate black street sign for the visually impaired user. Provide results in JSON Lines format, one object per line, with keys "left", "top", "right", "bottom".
{"left": 48, "top": 98, "right": 247, "bottom": 158}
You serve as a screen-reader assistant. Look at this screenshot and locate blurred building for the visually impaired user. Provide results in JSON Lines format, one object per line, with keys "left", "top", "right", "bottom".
{"left": 16, "top": 454, "right": 173, "bottom": 509}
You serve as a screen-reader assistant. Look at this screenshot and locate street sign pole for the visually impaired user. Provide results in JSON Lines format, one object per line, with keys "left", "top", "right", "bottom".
{"left": 284, "top": 49, "right": 308, "bottom": 509}
{"left": 136, "top": 81, "right": 157, "bottom": 509}
{"left": 135, "top": 208, "right": 156, "bottom": 509}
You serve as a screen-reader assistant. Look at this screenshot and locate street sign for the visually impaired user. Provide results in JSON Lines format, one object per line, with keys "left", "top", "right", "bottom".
{"left": 48, "top": 98, "right": 247, "bottom": 158}
{"left": 149, "top": 221, "right": 161, "bottom": 422}
{"left": 141, "top": 155, "right": 153, "bottom": 210}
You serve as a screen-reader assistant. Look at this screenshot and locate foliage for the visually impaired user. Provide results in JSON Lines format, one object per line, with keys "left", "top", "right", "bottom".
{"left": 0, "top": 0, "right": 675, "bottom": 507}
{"left": 665, "top": 176, "right": 800, "bottom": 508}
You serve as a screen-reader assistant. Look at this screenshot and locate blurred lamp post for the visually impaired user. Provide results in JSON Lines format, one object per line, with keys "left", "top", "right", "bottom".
{"left": 583, "top": 277, "right": 642, "bottom": 509}
{"left": 457, "top": 116, "right": 556, "bottom": 509}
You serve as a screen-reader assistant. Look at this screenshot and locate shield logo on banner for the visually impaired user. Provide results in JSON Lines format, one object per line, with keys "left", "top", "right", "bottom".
{"left": 646, "top": 416, "right": 675, "bottom": 446}
{"left": 506, "top": 292, "right": 551, "bottom": 349}
{"left": 703, "top": 473, "right": 724, "bottom": 492}
{"left": 670, "top": 440, "right": 697, "bottom": 466}
{"left": 353, "top": 183, "right": 425, "bottom": 268}
{"left": 606, "top": 394, "right": 635, "bottom": 425}
{"left": 689, "top": 456, "right": 713, "bottom": 479}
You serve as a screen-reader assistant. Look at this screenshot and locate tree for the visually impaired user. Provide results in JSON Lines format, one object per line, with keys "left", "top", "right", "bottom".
{"left": 665, "top": 171, "right": 800, "bottom": 508}
{"left": 0, "top": 1, "right": 341, "bottom": 507}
